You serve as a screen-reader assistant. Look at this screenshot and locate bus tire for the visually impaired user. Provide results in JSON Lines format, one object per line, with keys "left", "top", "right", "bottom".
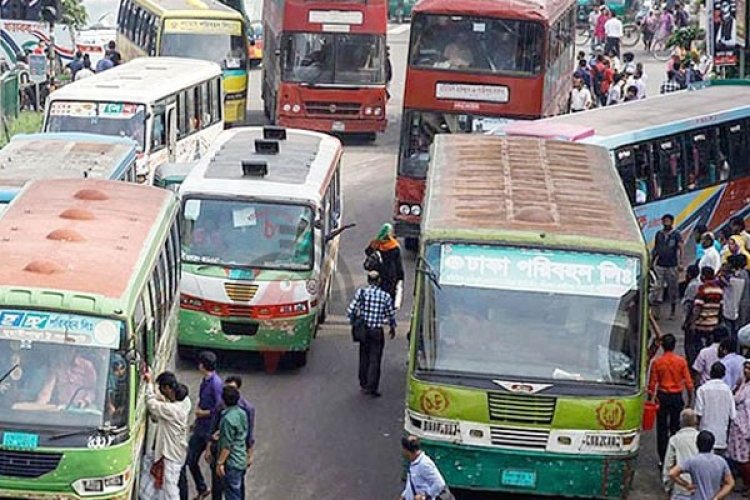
{"left": 290, "top": 350, "right": 308, "bottom": 368}
{"left": 366, "top": 132, "right": 377, "bottom": 142}
{"left": 404, "top": 236, "right": 419, "bottom": 252}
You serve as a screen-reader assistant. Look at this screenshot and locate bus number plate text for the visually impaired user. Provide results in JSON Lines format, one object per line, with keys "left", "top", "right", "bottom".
{"left": 501, "top": 469, "right": 536, "bottom": 488}
{"left": 2, "top": 431, "right": 39, "bottom": 449}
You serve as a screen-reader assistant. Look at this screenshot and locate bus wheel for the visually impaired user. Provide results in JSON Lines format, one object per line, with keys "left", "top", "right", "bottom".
{"left": 366, "top": 132, "right": 377, "bottom": 142}
{"left": 290, "top": 350, "right": 308, "bottom": 368}
{"left": 404, "top": 237, "right": 419, "bottom": 252}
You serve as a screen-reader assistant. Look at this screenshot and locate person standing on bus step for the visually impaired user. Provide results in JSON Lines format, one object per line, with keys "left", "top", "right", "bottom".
{"left": 604, "top": 14, "right": 623, "bottom": 58}
{"left": 649, "top": 334, "right": 695, "bottom": 466}
{"left": 365, "top": 223, "right": 405, "bottom": 308}
{"left": 214, "top": 385, "right": 248, "bottom": 500}
{"left": 143, "top": 370, "right": 191, "bottom": 500}
{"left": 184, "top": 351, "right": 223, "bottom": 500}
{"left": 347, "top": 270, "right": 397, "bottom": 398}
{"left": 401, "top": 436, "right": 453, "bottom": 500}
{"left": 653, "top": 214, "right": 683, "bottom": 320}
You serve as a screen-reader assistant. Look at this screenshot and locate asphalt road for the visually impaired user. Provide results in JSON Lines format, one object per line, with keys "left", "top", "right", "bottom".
{"left": 174, "top": 26, "right": 699, "bottom": 500}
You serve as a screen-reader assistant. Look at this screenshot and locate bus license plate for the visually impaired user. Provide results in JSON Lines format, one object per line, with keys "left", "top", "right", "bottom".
{"left": 501, "top": 469, "right": 536, "bottom": 488}
{"left": 2, "top": 431, "right": 39, "bottom": 449}
{"left": 331, "top": 121, "right": 345, "bottom": 132}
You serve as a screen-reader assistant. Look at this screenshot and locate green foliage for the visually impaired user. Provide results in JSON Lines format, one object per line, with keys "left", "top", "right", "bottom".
{"left": 667, "top": 25, "right": 706, "bottom": 49}
{"left": 0, "top": 111, "right": 43, "bottom": 148}
{"left": 61, "top": 0, "right": 88, "bottom": 30}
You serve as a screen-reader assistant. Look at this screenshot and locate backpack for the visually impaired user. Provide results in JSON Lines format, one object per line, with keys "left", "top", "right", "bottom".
{"left": 363, "top": 249, "right": 383, "bottom": 272}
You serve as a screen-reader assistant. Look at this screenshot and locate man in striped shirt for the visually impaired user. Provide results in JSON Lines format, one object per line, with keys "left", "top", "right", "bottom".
{"left": 692, "top": 267, "right": 724, "bottom": 351}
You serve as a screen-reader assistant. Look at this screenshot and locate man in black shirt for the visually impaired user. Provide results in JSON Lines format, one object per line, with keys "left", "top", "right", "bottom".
{"left": 653, "top": 214, "right": 683, "bottom": 320}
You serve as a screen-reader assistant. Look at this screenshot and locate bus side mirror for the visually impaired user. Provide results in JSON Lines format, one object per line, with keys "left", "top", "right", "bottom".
{"left": 325, "top": 222, "right": 356, "bottom": 243}
{"left": 124, "top": 348, "right": 141, "bottom": 366}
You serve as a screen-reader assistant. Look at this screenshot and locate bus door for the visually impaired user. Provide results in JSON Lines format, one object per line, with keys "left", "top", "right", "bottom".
{"left": 167, "top": 105, "right": 178, "bottom": 162}
{"left": 721, "top": 120, "right": 749, "bottom": 177}
{"left": 653, "top": 137, "right": 683, "bottom": 199}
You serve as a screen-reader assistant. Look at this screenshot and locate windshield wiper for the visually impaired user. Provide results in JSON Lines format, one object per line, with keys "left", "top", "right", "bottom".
{"left": 0, "top": 364, "right": 19, "bottom": 387}
{"left": 49, "top": 424, "right": 128, "bottom": 441}
{"left": 416, "top": 256, "right": 441, "bottom": 290}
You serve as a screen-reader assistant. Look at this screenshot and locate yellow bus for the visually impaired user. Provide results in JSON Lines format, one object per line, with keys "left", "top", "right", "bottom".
{"left": 116, "top": 0, "right": 249, "bottom": 126}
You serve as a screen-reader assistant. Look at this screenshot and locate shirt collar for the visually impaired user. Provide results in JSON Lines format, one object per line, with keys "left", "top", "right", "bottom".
{"left": 410, "top": 452, "right": 424, "bottom": 465}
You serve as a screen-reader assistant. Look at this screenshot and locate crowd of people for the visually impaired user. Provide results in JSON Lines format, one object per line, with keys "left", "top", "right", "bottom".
{"left": 65, "top": 41, "right": 123, "bottom": 81}
{"left": 139, "top": 351, "right": 255, "bottom": 500}
{"left": 650, "top": 213, "right": 750, "bottom": 498}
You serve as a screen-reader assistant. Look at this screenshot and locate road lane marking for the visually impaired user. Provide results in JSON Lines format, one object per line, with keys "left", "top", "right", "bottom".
{"left": 388, "top": 24, "right": 410, "bottom": 35}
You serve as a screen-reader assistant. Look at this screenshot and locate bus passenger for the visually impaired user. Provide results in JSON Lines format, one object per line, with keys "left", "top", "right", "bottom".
{"left": 442, "top": 33, "right": 474, "bottom": 68}
{"left": 35, "top": 349, "right": 97, "bottom": 408}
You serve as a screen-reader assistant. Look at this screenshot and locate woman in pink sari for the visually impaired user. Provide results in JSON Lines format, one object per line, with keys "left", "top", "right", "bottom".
{"left": 656, "top": 9, "right": 675, "bottom": 48}
{"left": 729, "top": 360, "right": 750, "bottom": 492}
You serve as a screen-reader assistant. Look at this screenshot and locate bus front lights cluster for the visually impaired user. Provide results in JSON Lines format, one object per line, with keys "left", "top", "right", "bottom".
{"left": 72, "top": 471, "right": 129, "bottom": 496}
{"left": 407, "top": 411, "right": 460, "bottom": 439}
{"left": 181, "top": 293, "right": 309, "bottom": 319}
{"left": 282, "top": 103, "right": 301, "bottom": 113}
{"left": 398, "top": 204, "right": 421, "bottom": 216}
{"left": 364, "top": 107, "right": 384, "bottom": 116}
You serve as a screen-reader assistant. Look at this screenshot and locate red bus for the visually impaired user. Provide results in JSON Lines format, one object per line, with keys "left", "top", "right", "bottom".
{"left": 394, "top": 0, "right": 575, "bottom": 248}
{"left": 261, "top": 0, "right": 389, "bottom": 137}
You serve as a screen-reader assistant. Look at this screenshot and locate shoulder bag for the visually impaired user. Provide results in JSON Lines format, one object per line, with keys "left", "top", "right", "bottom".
{"left": 351, "top": 289, "right": 367, "bottom": 343}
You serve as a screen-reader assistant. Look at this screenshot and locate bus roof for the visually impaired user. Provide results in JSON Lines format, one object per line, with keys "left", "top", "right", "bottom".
{"left": 0, "top": 179, "right": 175, "bottom": 300}
{"left": 135, "top": 0, "right": 243, "bottom": 17}
{"left": 423, "top": 134, "right": 643, "bottom": 249}
{"left": 48, "top": 57, "right": 222, "bottom": 105}
{"left": 528, "top": 83, "right": 750, "bottom": 149}
{"left": 180, "top": 127, "right": 342, "bottom": 203}
{"left": 413, "top": 0, "right": 571, "bottom": 23}
{"left": 0, "top": 133, "right": 137, "bottom": 183}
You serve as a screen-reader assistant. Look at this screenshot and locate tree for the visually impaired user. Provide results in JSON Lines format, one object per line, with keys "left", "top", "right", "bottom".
{"left": 60, "top": 0, "right": 88, "bottom": 31}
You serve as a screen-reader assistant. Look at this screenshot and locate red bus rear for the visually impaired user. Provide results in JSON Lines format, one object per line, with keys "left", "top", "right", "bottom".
{"left": 394, "top": 0, "right": 575, "bottom": 247}
{"left": 262, "top": 0, "right": 389, "bottom": 136}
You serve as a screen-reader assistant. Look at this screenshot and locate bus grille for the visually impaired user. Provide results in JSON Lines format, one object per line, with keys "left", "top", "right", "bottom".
{"left": 490, "top": 426, "right": 550, "bottom": 450}
{"left": 304, "top": 101, "right": 361, "bottom": 117}
{"left": 0, "top": 449, "right": 63, "bottom": 478}
{"left": 487, "top": 392, "right": 557, "bottom": 425}
{"left": 224, "top": 282, "right": 259, "bottom": 302}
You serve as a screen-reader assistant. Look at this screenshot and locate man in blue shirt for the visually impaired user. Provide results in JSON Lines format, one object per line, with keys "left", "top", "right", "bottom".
{"left": 401, "top": 436, "right": 450, "bottom": 500}
{"left": 205, "top": 375, "right": 255, "bottom": 500}
{"left": 182, "top": 351, "right": 223, "bottom": 499}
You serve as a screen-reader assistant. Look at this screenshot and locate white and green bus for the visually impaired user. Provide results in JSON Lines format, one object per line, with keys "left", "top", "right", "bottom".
{"left": 0, "top": 178, "right": 180, "bottom": 498}
{"left": 178, "top": 126, "right": 351, "bottom": 369}
{"left": 406, "top": 134, "right": 648, "bottom": 498}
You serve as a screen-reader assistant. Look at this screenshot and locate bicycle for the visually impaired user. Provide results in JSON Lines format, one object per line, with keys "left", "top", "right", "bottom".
{"left": 620, "top": 22, "right": 641, "bottom": 47}
{"left": 650, "top": 36, "right": 674, "bottom": 61}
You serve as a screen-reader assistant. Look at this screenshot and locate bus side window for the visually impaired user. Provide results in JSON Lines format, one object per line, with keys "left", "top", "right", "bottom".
{"left": 143, "top": 283, "right": 157, "bottom": 362}
{"left": 633, "top": 143, "right": 652, "bottom": 204}
{"left": 117, "top": 0, "right": 129, "bottom": 32}
{"left": 330, "top": 166, "right": 341, "bottom": 228}
{"left": 200, "top": 82, "right": 210, "bottom": 129}
{"left": 148, "top": 19, "right": 158, "bottom": 56}
{"left": 212, "top": 78, "right": 222, "bottom": 123}
{"left": 133, "top": 295, "right": 148, "bottom": 388}
{"left": 127, "top": 5, "right": 137, "bottom": 40}
{"left": 724, "top": 121, "right": 747, "bottom": 178}
{"left": 177, "top": 91, "right": 187, "bottom": 139}
{"left": 152, "top": 105, "right": 167, "bottom": 151}
{"left": 187, "top": 88, "right": 197, "bottom": 134}
{"left": 615, "top": 147, "right": 636, "bottom": 205}
{"left": 149, "top": 272, "right": 162, "bottom": 345}
{"left": 651, "top": 137, "right": 683, "bottom": 198}
{"left": 157, "top": 252, "right": 169, "bottom": 322}
{"left": 168, "top": 221, "right": 181, "bottom": 299}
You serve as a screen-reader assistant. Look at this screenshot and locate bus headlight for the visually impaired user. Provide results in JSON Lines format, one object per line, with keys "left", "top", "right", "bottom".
{"left": 364, "top": 106, "right": 373, "bottom": 115}
{"left": 399, "top": 204, "right": 411, "bottom": 216}
{"left": 73, "top": 471, "right": 129, "bottom": 496}
{"left": 410, "top": 205, "right": 421, "bottom": 216}
{"left": 374, "top": 107, "right": 383, "bottom": 116}
{"left": 292, "top": 104, "right": 301, "bottom": 113}
{"left": 282, "top": 103, "right": 291, "bottom": 112}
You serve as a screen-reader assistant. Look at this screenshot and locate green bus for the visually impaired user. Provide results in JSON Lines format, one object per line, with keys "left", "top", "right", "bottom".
{"left": 178, "top": 126, "right": 350, "bottom": 370}
{"left": 0, "top": 178, "right": 180, "bottom": 498}
{"left": 405, "top": 134, "right": 648, "bottom": 498}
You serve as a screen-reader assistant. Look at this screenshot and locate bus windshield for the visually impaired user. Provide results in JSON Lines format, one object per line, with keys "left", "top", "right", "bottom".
{"left": 416, "top": 245, "right": 641, "bottom": 386}
{"left": 160, "top": 31, "right": 248, "bottom": 70}
{"left": 400, "top": 111, "right": 516, "bottom": 178}
{"left": 282, "top": 33, "right": 386, "bottom": 85}
{"left": 409, "top": 14, "right": 544, "bottom": 75}
{"left": 181, "top": 198, "right": 315, "bottom": 270}
{"left": 0, "top": 315, "right": 128, "bottom": 431}
{"left": 46, "top": 102, "right": 146, "bottom": 151}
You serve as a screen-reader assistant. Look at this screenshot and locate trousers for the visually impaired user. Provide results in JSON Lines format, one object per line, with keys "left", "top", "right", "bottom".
{"left": 657, "top": 391, "right": 685, "bottom": 462}
{"left": 223, "top": 466, "right": 245, "bottom": 500}
{"left": 359, "top": 327, "right": 385, "bottom": 392}
{"left": 184, "top": 432, "right": 209, "bottom": 495}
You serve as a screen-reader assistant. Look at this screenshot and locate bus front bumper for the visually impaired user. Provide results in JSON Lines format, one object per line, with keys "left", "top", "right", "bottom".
{"left": 394, "top": 219, "right": 420, "bottom": 238}
{"left": 418, "top": 439, "right": 636, "bottom": 499}
{"left": 178, "top": 308, "right": 316, "bottom": 352}
{"left": 0, "top": 490, "right": 129, "bottom": 500}
{"left": 278, "top": 116, "right": 386, "bottom": 134}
